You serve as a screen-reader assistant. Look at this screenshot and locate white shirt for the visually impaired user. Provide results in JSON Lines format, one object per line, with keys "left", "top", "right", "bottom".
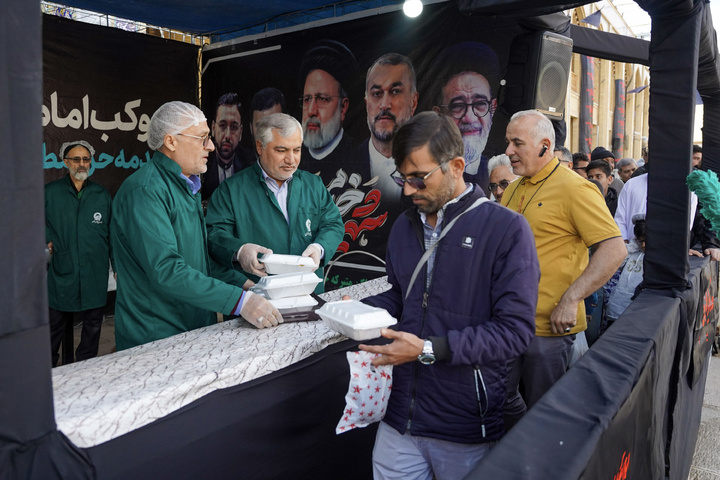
{"left": 368, "top": 140, "right": 401, "bottom": 203}
{"left": 614, "top": 173, "right": 697, "bottom": 241}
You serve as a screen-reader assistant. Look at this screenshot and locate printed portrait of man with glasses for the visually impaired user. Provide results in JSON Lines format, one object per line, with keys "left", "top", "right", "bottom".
{"left": 202, "top": 92, "right": 254, "bottom": 201}
{"left": 431, "top": 42, "right": 500, "bottom": 193}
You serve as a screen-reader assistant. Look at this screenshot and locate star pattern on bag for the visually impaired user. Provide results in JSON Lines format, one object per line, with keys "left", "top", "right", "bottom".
{"left": 336, "top": 351, "right": 393, "bottom": 435}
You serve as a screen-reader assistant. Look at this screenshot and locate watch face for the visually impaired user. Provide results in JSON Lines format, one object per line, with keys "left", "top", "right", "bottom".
{"left": 418, "top": 353, "right": 436, "bottom": 365}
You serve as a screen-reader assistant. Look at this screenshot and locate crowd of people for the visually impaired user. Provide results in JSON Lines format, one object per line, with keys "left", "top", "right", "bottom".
{"left": 45, "top": 88, "right": 713, "bottom": 477}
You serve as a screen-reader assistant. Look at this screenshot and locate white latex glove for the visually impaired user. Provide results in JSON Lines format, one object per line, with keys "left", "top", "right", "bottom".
{"left": 301, "top": 244, "right": 322, "bottom": 269}
{"left": 240, "top": 291, "right": 283, "bottom": 329}
{"left": 236, "top": 243, "right": 273, "bottom": 277}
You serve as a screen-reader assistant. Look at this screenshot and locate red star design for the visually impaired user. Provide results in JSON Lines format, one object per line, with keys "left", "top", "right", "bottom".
{"left": 361, "top": 402, "right": 366, "bottom": 407}
{"left": 344, "top": 416, "right": 349, "bottom": 421}
{"left": 352, "top": 396, "right": 357, "bottom": 401}
{"left": 375, "top": 386, "right": 381, "bottom": 393}
{"left": 375, "top": 401, "right": 378, "bottom": 406}
{"left": 369, "top": 395, "right": 374, "bottom": 400}
{"left": 382, "top": 396, "right": 386, "bottom": 401}
{"left": 353, "top": 385, "right": 362, "bottom": 393}
{"left": 388, "top": 385, "right": 392, "bottom": 390}
{"left": 367, "top": 411, "right": 374, "bottom": 417}
{"left": 350, "top": 423, "right": 356, "bottom": 428}
{"left": 353, "top": 373, "right": 359, "bottom": 378}
{"left": 366, "top": 372, "right": 373, "bottom": 379}
{"left": 339, "top": 426, "right": 345, "bottom": 431}
{"left": 374, "top": 376, "right": 378, "bottom": 381}
{"left": 346, "top": 408, "right": 354, "bottom": 415}
{"left": 361, "top": 361, "right": 368, "bottom": 367}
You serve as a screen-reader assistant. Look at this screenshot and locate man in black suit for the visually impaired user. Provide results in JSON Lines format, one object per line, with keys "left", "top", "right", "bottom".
{"left": 202, "top": 93, "right": 253, "bottom": 201}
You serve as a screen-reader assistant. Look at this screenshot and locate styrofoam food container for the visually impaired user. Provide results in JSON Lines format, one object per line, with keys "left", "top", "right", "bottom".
{"left": 316, "top": 300, "right": 397, "bottom": 341}
{"left": 268, "top": 294, "right": 318, "bottom": 313}
{"left": 252, "top": 272, "right": 322, "bottom": 299}
{"left": 260, "top": 254, "right": 318, "bottom": 274}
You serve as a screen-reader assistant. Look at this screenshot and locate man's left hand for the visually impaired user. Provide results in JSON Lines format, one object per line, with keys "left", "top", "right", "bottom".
{"left": 301, "top": 244, "right": 321, "bottom": 268}
{"left": 706, "top": 248, "right": 720, "bottom": 261}
{"left": 550, "top": 296, "right": 577, "bottom": 335}
{"left": 359, "top": 329, "right": 424, "bottom": 366}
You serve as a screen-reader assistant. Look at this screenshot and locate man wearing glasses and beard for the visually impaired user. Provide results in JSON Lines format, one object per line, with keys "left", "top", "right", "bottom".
{"left": 45, "top": 140, "right": 112, "bottom": 366}
{"left": 431, "top": 42, "right": 500, "bottom": 195}
{"left": 202, "top": 93, "right": 254, "bottom": 201}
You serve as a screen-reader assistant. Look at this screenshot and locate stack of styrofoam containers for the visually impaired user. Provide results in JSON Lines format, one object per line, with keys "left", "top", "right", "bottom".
{"left": 251, "top": 254, "right": 321, "bottom": 313}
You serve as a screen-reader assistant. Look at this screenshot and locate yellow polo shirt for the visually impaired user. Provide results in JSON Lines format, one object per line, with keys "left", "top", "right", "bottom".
{"left": 502, "top": 158, "right": 621, "bottom": 336}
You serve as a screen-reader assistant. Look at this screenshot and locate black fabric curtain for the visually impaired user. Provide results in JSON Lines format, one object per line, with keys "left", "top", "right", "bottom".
{"left": 642, "top": 0, "right": 702, "bottom": 289}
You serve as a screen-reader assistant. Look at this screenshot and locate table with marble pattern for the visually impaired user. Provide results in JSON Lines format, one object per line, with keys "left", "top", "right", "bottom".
{"left": 52, "top": 277, "right": 391, "bottom": 448}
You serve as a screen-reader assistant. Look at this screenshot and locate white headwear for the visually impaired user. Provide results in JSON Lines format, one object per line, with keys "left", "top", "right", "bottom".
{"left": 59, "top": 140, "right": 95, "bottom": 160}
{"left": 147, "top": 101, "right": 206, "bottom": 151}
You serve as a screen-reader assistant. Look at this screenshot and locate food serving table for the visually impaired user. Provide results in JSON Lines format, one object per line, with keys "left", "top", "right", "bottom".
{"left": 51, "top": 277, "right": 392, "bottom": 480}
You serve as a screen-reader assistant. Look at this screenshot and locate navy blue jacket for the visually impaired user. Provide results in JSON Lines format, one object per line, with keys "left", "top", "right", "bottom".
{"left": 364, "top": 185, "right": 539, "bottom": 443}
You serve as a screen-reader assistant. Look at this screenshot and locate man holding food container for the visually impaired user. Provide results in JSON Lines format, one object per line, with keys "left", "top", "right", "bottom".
{"left": 205, "top": 113, "right": 343, "bottom": 294}
{"left": 358, "top": 112, "right": 539, "bottom": 480}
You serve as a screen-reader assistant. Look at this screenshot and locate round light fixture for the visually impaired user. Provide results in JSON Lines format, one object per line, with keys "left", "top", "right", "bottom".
{"left": 403, "top": 0, "right": 423, "bottom": 18}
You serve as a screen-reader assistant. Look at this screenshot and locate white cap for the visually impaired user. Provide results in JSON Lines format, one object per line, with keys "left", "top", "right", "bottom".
{"left": 147, "top": 101, "right": 206, "bottom": 151}
{"left": 59, "top": 140, "right": 95, "bottom": 160}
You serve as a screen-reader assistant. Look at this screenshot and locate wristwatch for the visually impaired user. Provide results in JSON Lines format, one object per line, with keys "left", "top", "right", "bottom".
{"left": 417, "top": 339, "right": 436, "bottom": 365}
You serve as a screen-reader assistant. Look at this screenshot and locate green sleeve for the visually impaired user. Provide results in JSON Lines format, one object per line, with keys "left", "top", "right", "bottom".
{"left": 116, "top": 184, "right": 243, "bottom": 315}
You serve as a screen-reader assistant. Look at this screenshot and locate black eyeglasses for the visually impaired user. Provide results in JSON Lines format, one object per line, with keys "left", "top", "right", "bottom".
{"left": 391, "top": 164, "right": 443, "bottom": 190}
{"left": 65, "top": 156, "right": 91, "bottom": 164}
{"left": 441, "top": 100, "right": 491, "bottom": 120}
{"left": 489, "top": 180, "right": 511, "bottom": 192}
{"left": 573, "top": 166, "right": 587, "bottom": 172}
{"left": 177, "top": 133, "right": 212, "bottom": 147}
{"left": 216, "top": 121, "right": 241, "bottom": 133}
{"left": 299, "top": 94, "right": 341, "bottom": 108}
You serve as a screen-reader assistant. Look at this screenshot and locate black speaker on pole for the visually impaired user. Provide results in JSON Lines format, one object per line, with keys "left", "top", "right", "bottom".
{"left": 503, "top": 31, "right": 573, "bottom": 120}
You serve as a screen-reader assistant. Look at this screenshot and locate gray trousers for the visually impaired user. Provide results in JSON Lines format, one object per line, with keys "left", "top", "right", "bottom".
{"left": 504, "top": 334, "right": 576, "bottom": 430}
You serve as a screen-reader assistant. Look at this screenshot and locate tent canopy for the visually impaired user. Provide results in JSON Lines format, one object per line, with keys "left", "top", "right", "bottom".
{"left": 56, "top": 0, "right": 405, "bottom": 36}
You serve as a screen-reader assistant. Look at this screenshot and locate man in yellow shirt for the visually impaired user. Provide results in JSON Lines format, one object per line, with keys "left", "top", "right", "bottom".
{"left": 502, "top": 110, "right": 626, "bottom": 426}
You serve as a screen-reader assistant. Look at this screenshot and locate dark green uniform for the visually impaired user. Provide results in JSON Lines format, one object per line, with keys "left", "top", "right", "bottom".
{"left": 45, "top": 175, "right": 112, "bottom": 311}
{"left": 206, "top": 162, "right": 343, "bottom": 292}
{"left": 112, "top": 152, "right": 245, "bottom": 350}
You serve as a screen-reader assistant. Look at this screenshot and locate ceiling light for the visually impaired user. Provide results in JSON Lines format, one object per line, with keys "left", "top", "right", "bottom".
{"left": 403, "top": 0, "right": 423, "bottom": 18}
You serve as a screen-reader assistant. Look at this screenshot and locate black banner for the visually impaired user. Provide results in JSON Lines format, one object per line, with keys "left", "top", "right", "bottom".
{"left": 691, "top": 261, "right": 718, "bottom": 385}
{"left": 42, "top": 15, "right": 200, "bottom": 196}
{"left": 612, "top": 79, "right": 625, "bottom": 157}
{"left": 579, "top": 55, "right": 595, "bottom": 153}
{"left": 202, "top": 2, "right": 524, "bottom": 288}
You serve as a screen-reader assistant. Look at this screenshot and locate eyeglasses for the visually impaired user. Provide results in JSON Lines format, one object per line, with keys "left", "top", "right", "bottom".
{"left": 573, "top": 166, "right": 587, "bottom": 172}
{"left": 177, "top": 133, "right": 212, "bottom": 147}
{"left": 441, "top": 100, "right": 492, "bottom": 120}
{"left": 299, "top": 94, "right": 341, "bottom": 108}
{"left": 65, "top": 156, "right": 91, "bottom": 164}
{"left": 489, "top": 180, "right": 511, "bottom": 192}
{"left": 391, "top": 164, "right": 443, "bottom": 190}
{"left": 216, "top": 121, "right": 240, "bottom": 133}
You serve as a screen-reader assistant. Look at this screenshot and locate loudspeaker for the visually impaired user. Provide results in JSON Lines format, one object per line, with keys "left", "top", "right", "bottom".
{"left": 503, "top": 31, "right": 573, "bottom": 120}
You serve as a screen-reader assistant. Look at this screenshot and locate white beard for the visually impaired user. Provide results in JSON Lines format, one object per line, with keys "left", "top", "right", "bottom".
{"left": 303, "top": 107, "right": 342, "bottom": 150}
{"left": 71, "top": 169, "right": 89, "bottom": 182}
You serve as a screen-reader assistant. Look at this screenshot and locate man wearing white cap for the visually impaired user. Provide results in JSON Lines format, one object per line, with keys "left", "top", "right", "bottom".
{"left": 45, "top": 140, "right": 112, "bottom": 365}
{"left": 111, "top": 101, "right": 282, "bottom": 350}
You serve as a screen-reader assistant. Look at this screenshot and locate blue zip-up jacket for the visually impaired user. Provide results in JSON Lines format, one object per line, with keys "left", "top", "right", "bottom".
{"left": 363, "top": 185, "right": 539, "bottom": 443}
